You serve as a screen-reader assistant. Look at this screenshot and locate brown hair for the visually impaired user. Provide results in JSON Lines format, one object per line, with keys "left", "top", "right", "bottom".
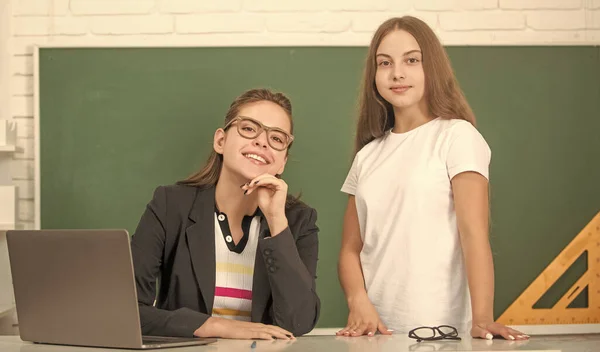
{"left": 178, "top": 88, "right": 294, "bottom": 188}
{"left": 354, "top": 16, "right": 476, "bottom": 155}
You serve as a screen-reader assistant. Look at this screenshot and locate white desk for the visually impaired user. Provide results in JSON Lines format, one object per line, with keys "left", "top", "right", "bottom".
{"left": 1, "top": 334, "right": 599, "bottom": 352}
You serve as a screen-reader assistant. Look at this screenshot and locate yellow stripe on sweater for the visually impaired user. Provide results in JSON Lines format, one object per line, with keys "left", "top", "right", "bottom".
{"left": 212, "top": 308, "right": 252, "bottom": 317}
{"left": 215, "top": 262, "right": 254, "bottom": 275}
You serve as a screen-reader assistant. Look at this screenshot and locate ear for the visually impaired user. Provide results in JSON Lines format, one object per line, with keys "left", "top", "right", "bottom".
{"left": 213, "top": 128, "right": 226, "bottom": 155}
{"left": 276, "top": 155, "right": 287, "bottom": 175}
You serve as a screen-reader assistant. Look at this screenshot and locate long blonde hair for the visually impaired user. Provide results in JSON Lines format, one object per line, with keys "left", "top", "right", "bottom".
{"left": 355, "top": 16, "right": 475, "bottom": 155}
{"left": 178, "top": 88, "right": 294, "bottom": 188}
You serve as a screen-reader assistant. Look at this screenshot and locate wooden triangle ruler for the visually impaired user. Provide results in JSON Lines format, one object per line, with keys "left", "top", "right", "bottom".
{"left": 497, "top": 211, "right": 600, "bottom": 325}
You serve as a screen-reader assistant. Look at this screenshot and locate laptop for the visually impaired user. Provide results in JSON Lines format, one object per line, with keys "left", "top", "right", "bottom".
{"left": 6, "top": 229, "right": 216, "bottom": 349}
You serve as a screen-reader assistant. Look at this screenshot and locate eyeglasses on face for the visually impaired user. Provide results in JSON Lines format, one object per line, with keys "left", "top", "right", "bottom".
{"left": 408, "top": 325, "right": 461, "bottom": 343}
{"left": 223, "top": 116, "right": 294, "bottom": 151}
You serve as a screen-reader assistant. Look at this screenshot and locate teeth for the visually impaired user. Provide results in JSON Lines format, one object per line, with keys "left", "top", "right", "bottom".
{"left": 245, "top": 153, "right": 267, "bottom": 164}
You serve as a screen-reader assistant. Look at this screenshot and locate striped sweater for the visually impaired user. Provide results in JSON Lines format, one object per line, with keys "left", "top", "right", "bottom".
{"left": 211, "top": 213, "right": 260, "bottom": 321}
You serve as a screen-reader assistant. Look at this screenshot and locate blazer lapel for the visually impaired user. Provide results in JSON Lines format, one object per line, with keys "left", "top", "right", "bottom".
{"left": 185, "top": 186, "right": 216, "bottom": 314}
{"left": 251, "top": 216, "right": 271, "bottom": 322}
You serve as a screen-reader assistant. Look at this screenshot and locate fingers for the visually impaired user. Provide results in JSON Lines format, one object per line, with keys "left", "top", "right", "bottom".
{"left": 490, "top": 324, "right": 529, "bottom": 341}
{"left": 237, "top": 322, "right": 293, "bottom": 340}
{"left": 364, "top": 323, "right": 377, "bottom": 337}
{"left": 249, "top": 323, "right": 292, "bottom": 340}
{"left": 242, "top": 174, "right": 279, "bottom": 188}
{"left": 350, "top": 323, "right": 368, "bottom": 337}
{"left": 257, "top": 323, "right": 294, "bottom": 340}
{"left": 479, "top": 324, "right": 493, "bottom": 340}
{"left": 471, "top": 325, "right": 493, "bottom": 340}
{"left": 508, "top": 328, "right": 530, "bottom": 340}
{"left": 335, "top": 325, "right": 351, "bottom": 336}
{"left": 354, "top": 321, "right": 384, "bottom": 337}
{"left": 339, "top": 321, "right": 389, "bottom": 337}
{"left": 211, "top": 320, "right": 294, "bottom": 340}
{"left": 482, "top": 329, "right": 494, "bottom": 340}
{"left": 242, "top": 174, "right": 286, "bottom": 195}
{"left": 377, "top": 321, "right": 393, "bottom": 335}
{"left": 265, "top": 329, "right": 290, "bottom": 340}
{"left": 472, "top": 323, "right": 530, "bottom": 341}
{"left": 344, "top": 323, "right": 358, "bottom": 336}
{"left": 253, "top": 332, "right": 276, "bottom": 340}
{"left": 499, "top": 329, "right": 516, "bottom": 341}
{"left": 337, "top": 322, "right": 358, "bottom": 337}
{"left": 482, "top": 323, "right": 530, "bottom": 341}
{"left": 267, "top": 325, "right": 295, "bottom": 340}
{"left": 339, "top": 316, "right": 387, "bottom": 337}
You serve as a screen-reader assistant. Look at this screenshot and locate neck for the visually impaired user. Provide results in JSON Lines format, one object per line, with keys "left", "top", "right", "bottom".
{"left": 392, "top": 100, "right": 435, "bottom": 134}
{"left": 215, "top": 169, "right": 257, "bottom": 217}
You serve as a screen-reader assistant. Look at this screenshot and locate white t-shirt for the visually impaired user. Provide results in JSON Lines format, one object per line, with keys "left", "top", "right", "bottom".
{"left": 341, "top": 117, "right": 491, "bottom": 333}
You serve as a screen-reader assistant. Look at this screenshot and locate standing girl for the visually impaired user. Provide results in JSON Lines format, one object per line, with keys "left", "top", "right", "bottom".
{"left": 337, "top": 16, "right": 527, "bottom": 341}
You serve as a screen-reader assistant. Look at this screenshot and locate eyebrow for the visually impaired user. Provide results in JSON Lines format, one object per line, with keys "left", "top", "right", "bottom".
{"left": 376, "top": 50, "right": 422, "bottom": 58}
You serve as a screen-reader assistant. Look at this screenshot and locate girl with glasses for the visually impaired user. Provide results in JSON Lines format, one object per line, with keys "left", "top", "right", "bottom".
{"left": 336, "top": 16, "right": 528, "bottom": 341}
{"left": 131, "top": 88, "right": 320, "bottom": 340}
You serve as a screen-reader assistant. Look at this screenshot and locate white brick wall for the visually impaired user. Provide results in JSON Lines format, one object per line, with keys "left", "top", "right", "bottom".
{"left": 527, "top": 10, "right": 588, "bottom": 30}
{"left": 159, "top": 0, "right": 242, "bottom": 13}
{"left": 266, "top": 14, "right": 351, "bottom": 33}
{"left": 12, "top": 160, "right": 34, "bottom": 181}
{"left": 13, "top": 0, "right": 70, "bottom": 16}
{"left": 11, "top": 76, "right": 33, "bottom": 96}
{"left": 10, "top": 97, "right": 33, "bottom": 118}
{"left": 176, "top": 14, "right": 264, "bottom": 33}
{"left": 500, "top": 0, "right": 583, "bottom": 10}
{"left": 13, "top": 17, "right": 88, "bottom": 36}
{"left": 2, "top": 0, "right": 600, "bottom": 228}
{"left": 91, "top": 15, "right": 173, "bottom": 35}
{"left": 440, "top": 12, "right": 526, "bottom": 30}
{"left": 70, "top": 0, "right": 156, "bottom": 16}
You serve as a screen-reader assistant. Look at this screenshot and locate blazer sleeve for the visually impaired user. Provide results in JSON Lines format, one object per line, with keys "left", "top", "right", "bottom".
{"left": 257, "top": 208, "right": 320, "bottom": 336}
{"left": 130, "top": 186, "right": 211, "bottom": 337}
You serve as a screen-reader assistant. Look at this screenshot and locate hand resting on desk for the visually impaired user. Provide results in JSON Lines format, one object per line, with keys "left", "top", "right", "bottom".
{"left": 194, "top": 316, "right": 295, "bottom": 340}
{"left": 336, "top": 293, "right": 393, "bottom": 337}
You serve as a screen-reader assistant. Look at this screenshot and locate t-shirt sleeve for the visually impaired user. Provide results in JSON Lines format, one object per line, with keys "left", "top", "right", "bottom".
{"left": 340, "top": 154, "right": 360, "bottom": 195}
{"left": 446, "top": 121, "right": 492, "bottom": 180}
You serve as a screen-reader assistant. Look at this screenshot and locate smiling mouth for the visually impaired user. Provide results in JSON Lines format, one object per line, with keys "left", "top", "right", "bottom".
{"left": 243, "top": 153, "right": 269, "bottom": 165}
{"left": 391, "top": 86, "right": 411, "bottom": 93}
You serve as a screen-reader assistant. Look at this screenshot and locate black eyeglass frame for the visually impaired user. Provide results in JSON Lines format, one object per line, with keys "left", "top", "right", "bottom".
{"left": 223, "top": 116, "right": 294, "bottom": 151}
{"left": 408, "top": 325, "right": 461, "bottom": 343}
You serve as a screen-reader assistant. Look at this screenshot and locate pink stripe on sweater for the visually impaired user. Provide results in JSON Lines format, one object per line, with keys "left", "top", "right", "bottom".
{"left": 215, "top": 287, "right": 253, "bottom": 300}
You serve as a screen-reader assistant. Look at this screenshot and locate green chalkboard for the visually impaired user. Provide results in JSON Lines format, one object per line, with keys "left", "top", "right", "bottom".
{"left": 39, "top": 46, "right": 600, "bottom": 328}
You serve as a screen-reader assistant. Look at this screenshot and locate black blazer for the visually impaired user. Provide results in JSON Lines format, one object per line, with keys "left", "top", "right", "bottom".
{"left": 130, "top": 184, "right": 320, "bottom": 337}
